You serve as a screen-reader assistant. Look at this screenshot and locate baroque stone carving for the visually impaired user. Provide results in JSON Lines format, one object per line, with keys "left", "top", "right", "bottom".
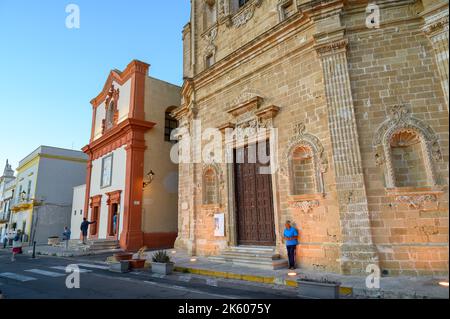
{"left": 290, "top": 200, "right": 320, "bottom": 213}
{"left": 373, "top": 104, "right": 442, "bottom": 188}
{"left": 282, "top": 122, "right": 328, "bottom": 195}
{"left": 314, "top": 39, "right": 348, "bottom": 56}
{"left": 202, "top": 26, "right": 218, "bottom": 58}
{"left": 394, "top": 194, "right": 438, "bottom": 209}
{"left": 230, "top": 0, "right": 263, "bottom": 28}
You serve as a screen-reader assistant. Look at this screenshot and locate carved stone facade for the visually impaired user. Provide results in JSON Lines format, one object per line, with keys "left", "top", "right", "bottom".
{"left": 176, "top": 0, "right": 448, "bottom": 276}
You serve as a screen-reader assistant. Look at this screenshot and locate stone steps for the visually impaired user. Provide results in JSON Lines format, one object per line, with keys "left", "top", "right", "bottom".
{"left": 58, "top": 239, "right": 120, "bottom": 251}
{"left": 208, "top": 246, "right": 288, "bottom": 270}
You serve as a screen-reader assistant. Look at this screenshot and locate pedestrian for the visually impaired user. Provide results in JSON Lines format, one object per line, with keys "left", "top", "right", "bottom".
{"left": 2, "top": 232, "right": 7, "bottom": 249}
{"left": 283, "top": 221, "right": 299, "bottom": 270}
{"left": 62, "top": 226, "right": 71, "bottom": 250}
{"left": 11, "top": 230, "right": 23, "bottom": 262}
{"left": 112, "top": 213, "right": 117, "bottom": 235}
{"left": 80, "top": 218, "right": 96, "bottom": 245}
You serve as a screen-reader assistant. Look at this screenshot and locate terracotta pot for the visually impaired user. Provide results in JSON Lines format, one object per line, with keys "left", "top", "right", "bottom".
{"left": 129, "top": 259, "right": 146, "bottom": 270}
{"left": 114, "top": 253, "right": 133, "bottom": 261}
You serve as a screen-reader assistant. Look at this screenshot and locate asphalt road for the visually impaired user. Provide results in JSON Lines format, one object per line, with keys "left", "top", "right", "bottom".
{"left": 0, "top": 250, "right": 298, "bottom": 300}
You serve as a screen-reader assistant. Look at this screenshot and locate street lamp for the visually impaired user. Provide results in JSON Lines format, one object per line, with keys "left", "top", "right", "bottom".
{"left": 143, "top": 170, "right": 155, "bottom": 189}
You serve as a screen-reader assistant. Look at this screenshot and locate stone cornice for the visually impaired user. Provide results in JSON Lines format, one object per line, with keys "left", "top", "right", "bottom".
{"left": 226, "top": 96, "right": 263, "bottom": 117}
{"left": 193, "top": 9, "right": 312, "bottom": 90}
{"left": 83, "top": 118, "right": 155, "bottom": 160}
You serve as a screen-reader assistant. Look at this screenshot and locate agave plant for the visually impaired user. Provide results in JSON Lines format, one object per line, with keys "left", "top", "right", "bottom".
{"left": 152, "top": 250, "right": 171, "bottom": 263}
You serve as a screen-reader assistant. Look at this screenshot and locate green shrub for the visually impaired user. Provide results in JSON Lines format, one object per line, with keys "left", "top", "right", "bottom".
{"left": 152, "top": 250, "right": 171, "bottom": 263}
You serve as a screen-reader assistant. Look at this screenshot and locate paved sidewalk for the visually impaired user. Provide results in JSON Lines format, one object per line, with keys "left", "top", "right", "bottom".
{"left": 140, "top": 250, "right": 449, "bottom": 299}
{"left": 20, "top": 244, "right": 122, "bottom": 257}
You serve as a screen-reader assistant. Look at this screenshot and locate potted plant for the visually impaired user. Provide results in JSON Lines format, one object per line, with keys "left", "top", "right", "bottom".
{"left": 129, "top": 247, "right": 148, "bottom": 270}
{"left": 114, "top": 252, "right": 133, "bottom": 261}
{"left": 48, "top": 236, "right": 60, "bottom": 246}
{"left": 297, "top": 275, "right": 341, "bottom": 299}
{"left": 151, "top": 250, "right": 174, "bottom": 275}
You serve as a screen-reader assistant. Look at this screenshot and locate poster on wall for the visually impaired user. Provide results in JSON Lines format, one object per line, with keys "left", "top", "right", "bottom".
{"left": 214, "top": 213, "right": 225, "bottom": 237}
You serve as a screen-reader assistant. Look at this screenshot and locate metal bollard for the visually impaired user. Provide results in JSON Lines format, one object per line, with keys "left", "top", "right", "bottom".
{"left": 32, "top": 241, "right": 37, "bottom": 259}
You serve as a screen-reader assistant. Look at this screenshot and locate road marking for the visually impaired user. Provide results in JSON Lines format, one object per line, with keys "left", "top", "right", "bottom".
{"left": 143, "top": 280, "right": 238, "bottom": 299}
{"left": 0, "top": 272, "right": 37, "bottom": 282}
{"left": 206, "top": 279, "right": 219, "bottom": 287}
{"left": 25, "top": 269, "right": 66, "bottom": 278}
{"left": 76, "top": 263, "right": 110, "bottom": 270}
{"left": 178, "top": 275, "right": 192, "bottom": 282}
{"left": 50, "top": 266, "right": 92, "bottom": 273}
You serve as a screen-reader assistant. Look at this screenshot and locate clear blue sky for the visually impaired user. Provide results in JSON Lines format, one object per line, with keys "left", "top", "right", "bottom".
{"left": 0, "top": 0, "right": 189, "bottom": 172}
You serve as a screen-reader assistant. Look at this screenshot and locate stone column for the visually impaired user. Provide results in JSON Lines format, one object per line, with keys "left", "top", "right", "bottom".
{"left": 422, "top": 5, "right": 449, "bottom": 111}
{"left": 315, "top": 30, "right": 379, "bottom": 275}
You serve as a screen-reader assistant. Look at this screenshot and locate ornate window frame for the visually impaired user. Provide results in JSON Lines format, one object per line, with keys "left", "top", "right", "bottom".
{"left": 283, "top": 123, "right": 327, "bottom": 195}
{"left": 202, "top": 163, "right": 222, "bottom": 207}
{"left": 373, "top": 105, "right": 442, "bottom": 189}
{"left": 282, "top": 123, "right": 327, "bottom": 213}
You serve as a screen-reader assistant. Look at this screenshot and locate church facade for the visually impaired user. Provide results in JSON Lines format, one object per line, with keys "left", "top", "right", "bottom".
{"left": 174, "top": 0, "right": 449, "bottom": 276}
{"left": 80, "top": 60, "right": 181, "bottom": 251}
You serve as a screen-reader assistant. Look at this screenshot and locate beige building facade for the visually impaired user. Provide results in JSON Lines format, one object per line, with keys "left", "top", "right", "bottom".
{"left": 174, "top": 0, "right": 449, "bottom": 276}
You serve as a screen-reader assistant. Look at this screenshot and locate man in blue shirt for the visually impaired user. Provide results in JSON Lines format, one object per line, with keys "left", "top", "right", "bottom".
{"left": 283, "top": 221, "right": 299, "bottom": 270}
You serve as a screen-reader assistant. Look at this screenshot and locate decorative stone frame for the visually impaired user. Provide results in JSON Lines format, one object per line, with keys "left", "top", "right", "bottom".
{"left": 218, "top": 0, "right": 263, "bottom": 28}
{"left": 202, "top": 163, "right": 222, "bottom": 207}
{"left": 373, "top": 104, "right": 442, "bottom": 189}
{"left": 106, "top": 190, "right": 122, "bottom": 239}
{"left": 277, "top": 0, "right": 298, "bottom": 22}
{"left": 89, "top": 195, "right": 102, "bottom": 239}
{"left": 203, "top": 0, "right": 218, "bottom": 33}
{"left": 102, "top": 84, "right": 120, "bottom": 134}
{"left": 202, "top": 26, "right": 218, "bottom": 70}
{"left": 282, "top": 123, "right": 327, "bottom": 213}
{"left": 283, "top": 123, "right": 327, "bottom": 195}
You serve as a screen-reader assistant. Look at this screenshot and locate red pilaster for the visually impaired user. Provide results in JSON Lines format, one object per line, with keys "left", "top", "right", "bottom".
{"left": 120, "top": 130, "right": 147, "bottom": 251}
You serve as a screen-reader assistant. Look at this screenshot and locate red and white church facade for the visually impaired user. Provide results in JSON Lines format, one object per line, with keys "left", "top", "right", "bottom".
{"left": 71, "top": 60, "right": 181, "bottom": 251}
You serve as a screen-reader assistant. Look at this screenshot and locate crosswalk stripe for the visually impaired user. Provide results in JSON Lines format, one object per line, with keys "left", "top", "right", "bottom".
{"left": 25, "top": 269, "right": 66, "bottom": 278}
{"left": 76, "top": 263, "right": 110, "bottom": 270}
{"left": 0, "top": 272, "right": 37, "bottom": 282}
{"left": 50, "top": 266, "right": 92, "bottom": 273}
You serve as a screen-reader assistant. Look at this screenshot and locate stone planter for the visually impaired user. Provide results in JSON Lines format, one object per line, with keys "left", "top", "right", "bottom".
{"left": 48, "top": 237, "right": 60, "bottom": 246}
{"left": 109, "top": 261, "right": 130, "bottom": 273}
{"left": 298, "top": 280, "right": 341, "bottom": 299}
{"left": 151, "top": 262, "right": 174, "bottom": 275}
{"left": 114, "top": 253, "right": 133, "bottom": 261}
{"left": 129, "top": 259, "right": 146, "bottom": 270}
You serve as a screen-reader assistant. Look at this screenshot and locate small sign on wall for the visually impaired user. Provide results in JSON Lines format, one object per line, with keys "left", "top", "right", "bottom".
{"left": 214, "top": 213, "right": 225, "bottom": 237}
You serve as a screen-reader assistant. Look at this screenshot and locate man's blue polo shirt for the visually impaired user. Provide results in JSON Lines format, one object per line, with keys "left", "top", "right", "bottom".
{"left": 284, "top": 227, "right": 299, "bottom": 246}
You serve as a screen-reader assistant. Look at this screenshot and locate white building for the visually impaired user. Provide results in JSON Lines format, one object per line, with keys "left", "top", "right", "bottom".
{"left": 10, "top": 146, "right": 88, "bottom": 244}
{"left": 0, "top": 160, "right": 16, "bottom": 240}
{"left": 70, "top": 184, "right": 86, "bottom": 240}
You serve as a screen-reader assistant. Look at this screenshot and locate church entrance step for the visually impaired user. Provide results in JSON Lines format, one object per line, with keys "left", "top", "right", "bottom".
{"left": 207, "top": 246, "right": 288, "bottom": 270}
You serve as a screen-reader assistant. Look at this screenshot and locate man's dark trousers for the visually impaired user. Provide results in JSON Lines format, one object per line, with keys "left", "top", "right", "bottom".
{"left": 287, "top": 245, "right": 297, "bottom": 268}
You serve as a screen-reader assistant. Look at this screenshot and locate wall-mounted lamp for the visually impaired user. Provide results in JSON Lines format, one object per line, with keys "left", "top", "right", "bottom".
{"left": 20, "top": 191, "right": 27, "bottom": 202}
{"left": 143, "top": 170, "right": 155, "bottom": 189}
